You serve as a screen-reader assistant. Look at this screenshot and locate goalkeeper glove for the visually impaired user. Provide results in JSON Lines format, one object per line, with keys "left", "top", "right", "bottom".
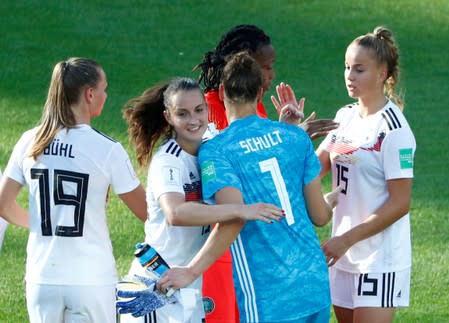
{"left": 116, "top": 275, "right": 176, "bottom": 317}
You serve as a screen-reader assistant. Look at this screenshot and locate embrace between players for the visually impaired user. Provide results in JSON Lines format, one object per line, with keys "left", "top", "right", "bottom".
{"left": 0, "top": 24, "right": 415, "bottom": 323}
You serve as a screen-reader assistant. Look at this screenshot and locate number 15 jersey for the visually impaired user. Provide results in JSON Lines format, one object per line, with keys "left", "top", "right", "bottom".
{"left": 5, "top": 125, "right": 140, "bottom": 285}
{"left": 319, "top": 101, "right": 416, "bottom": 273}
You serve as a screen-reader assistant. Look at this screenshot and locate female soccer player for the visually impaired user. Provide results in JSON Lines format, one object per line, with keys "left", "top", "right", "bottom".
{"left": 0, "top": 57, "right": 148, "bottom": 323}
{"left": 119, "top": 77, "right": 282, "bottom": 323}
{"left": 195, "top": 24, "right": 338, "bottom": 322}
{"left": 318, "top": 26, "right": 416, "bottom": 323}
{"left": 158, "top": 52, "right": 342, "bottom": 322}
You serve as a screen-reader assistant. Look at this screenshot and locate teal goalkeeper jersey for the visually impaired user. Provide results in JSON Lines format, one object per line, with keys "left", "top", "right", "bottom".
{"left": 199, "top": 115, "right": 330, "bottom": 322}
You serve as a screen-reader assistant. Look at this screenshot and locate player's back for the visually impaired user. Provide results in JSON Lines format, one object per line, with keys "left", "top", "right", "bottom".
{"left": 200, "top": 115, "right": 330, "bottom": 322}
{"left": 7, "top": 124, "right": 138, "bottom": 285}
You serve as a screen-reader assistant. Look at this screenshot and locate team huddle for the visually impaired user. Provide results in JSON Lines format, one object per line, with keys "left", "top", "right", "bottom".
{"left": 0, "top": 24, "right": 415, "bottom": 323}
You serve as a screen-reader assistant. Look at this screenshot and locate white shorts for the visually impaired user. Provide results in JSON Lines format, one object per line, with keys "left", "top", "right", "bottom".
{"left": 26, "top": 282, "right": 116, "bottom": 323}
{"left": 119, "top": 259, "right": 205, "bottom": 323}
{"left": 329, "top": 267, "right": 410, "bottom": 309}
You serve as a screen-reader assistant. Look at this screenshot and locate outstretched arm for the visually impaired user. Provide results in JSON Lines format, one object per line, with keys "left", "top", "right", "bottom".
{"left": 157, "top": 187, "right": 245, "bottom": 290}
{"left": 159, "top": 192, "right": 282, "bottom": 226}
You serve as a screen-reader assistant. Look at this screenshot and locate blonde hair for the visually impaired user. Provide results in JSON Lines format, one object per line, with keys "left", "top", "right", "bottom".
{"left": 352, "top": 26, "right": 404, "bottom": 110}
{"left": 29, "top": 58, "right": 102, "bottom": 159}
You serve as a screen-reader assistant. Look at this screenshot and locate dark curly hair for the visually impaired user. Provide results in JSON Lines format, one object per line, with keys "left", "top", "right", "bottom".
{"left": 195, "top": 24, "right": 271, "bottom": 92}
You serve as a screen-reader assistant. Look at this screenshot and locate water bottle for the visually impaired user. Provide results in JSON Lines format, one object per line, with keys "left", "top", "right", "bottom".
{"left": 134, "top": 242, "right": 175, "bottom": 296}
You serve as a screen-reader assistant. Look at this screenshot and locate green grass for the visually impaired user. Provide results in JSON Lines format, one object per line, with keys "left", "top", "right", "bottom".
{"left": 1, "top": 0, "right": 448, "bottom": 322}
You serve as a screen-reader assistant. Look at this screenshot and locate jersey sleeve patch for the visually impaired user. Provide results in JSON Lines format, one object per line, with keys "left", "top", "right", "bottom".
{"left": 201, "top": 160, "right": 216, "bottom": 184}
{"left": 162, "top": 166, "right": 181, "bottom": 186}
{"left": 399, "top": 148, "right": 414, "bottom": 169}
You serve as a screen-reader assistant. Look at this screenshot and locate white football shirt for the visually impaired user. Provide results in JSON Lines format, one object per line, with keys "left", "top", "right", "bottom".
{"left": 5, "top": 124, "right": 140, "bottom": 285}
{"left": 319, "top": 101, "right": 416, "bottom": 273}
{"left": 144, "top": 138, "right": 209, "bottom": 290}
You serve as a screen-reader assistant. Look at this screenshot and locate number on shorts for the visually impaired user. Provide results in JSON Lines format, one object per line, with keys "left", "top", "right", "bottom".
{"left": 358, "top": 274, "right": 378, "bottom": 296}
{"left": 31, "top": 168, "right": 89, "bottom": 237}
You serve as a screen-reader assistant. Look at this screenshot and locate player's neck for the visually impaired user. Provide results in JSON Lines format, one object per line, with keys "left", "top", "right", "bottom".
{"left": 358, "top": 94, "right": 388, "bottom": 118}
{"left": 225, "top": 101, "right": 257, "bottom": 124}
{"left": 71, "top": 104, "right": 91, "bottom": 125}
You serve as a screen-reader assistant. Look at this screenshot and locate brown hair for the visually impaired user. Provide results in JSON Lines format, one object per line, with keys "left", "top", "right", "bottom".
{"left": 221, "top": 51, "right": 262, "bottom": 104}
{"left": 123, "top": 77, "right": 202, "bottom": 167}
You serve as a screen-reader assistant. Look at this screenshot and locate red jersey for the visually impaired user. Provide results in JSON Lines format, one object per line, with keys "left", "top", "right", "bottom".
{"left": 205, "top": 90, "right": 268, "bottom": 130}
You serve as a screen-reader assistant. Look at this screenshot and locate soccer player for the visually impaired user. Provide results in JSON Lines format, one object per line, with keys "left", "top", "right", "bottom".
{"left": 195, "top": 24, "right": 338, "bottom": 322}
{"left": 318, "top": 26, "right": 416, "bottom": 323}
{"left": 118, "top": 78, "right": 282, "bottom": 322}
{"left": 158, "top": 52, "right": 342, "bottom": 322}
{"left": 0, "top": 57, "right": 148, "bottom": 323}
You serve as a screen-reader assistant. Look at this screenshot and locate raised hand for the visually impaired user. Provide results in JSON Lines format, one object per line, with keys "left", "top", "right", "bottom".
{"left": 271, "top": 82, "right": 305, "bottom": 124}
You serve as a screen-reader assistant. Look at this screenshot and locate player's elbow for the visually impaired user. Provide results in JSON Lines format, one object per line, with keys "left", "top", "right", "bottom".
{"left": 309, "top": 205, "right": 332, "bottom": 227}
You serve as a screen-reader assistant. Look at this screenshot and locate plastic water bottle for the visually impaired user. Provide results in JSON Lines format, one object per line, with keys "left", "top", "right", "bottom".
{"left": 134, "top": 242, "right": 175, "bottom": 296}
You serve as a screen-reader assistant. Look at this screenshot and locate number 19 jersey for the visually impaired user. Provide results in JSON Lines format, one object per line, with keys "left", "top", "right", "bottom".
{"left": 199, "top": 115, "right": 330, "bottom": 322}
{"left": 5, "top": 125, "right": 140, "bottom": 285}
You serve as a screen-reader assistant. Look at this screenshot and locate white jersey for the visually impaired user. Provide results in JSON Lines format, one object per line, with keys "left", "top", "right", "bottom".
{"left": 4, "top": 124, "right": 140, "bottom": 285}
{"left": 319, "top": 101, "right": 416, "bottom": 273}
{"left": 144, "top": 138, "right": 209, "bottom": 291}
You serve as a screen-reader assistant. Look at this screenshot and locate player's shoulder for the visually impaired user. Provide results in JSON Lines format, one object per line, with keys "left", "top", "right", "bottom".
{"left": 90, "top": 127, "right": 118, "bottom": 143}
{"left": 380, "top": 101, "right": 410, "bottom": 132}
{"left": 336, "top": 102, "right": 358, "bottom": 118}
{"left": 155, "top": 139, "right": 184, "bottom": 159}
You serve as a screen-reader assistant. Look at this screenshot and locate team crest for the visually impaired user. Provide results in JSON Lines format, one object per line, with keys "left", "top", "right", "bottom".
{"left": 202, "top": 296, "right": 215, "bottom": 314}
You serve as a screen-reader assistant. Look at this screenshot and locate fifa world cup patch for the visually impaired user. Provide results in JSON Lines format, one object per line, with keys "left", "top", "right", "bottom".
{"left": 201, "top": 160, "right": 216, "bottom": 183}
{"left": 399, "top": 148, "right": 413, "bottom": 169}
{"left": 163, "top": 166, "right": 181, "bottom": 186}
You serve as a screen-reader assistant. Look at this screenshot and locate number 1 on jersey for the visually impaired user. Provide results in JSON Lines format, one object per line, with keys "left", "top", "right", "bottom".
{"left": 259, "top": 157, "right": 294, "bottom": 225}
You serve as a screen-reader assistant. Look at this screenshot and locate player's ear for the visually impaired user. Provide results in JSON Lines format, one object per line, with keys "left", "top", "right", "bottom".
{"left": 84, "top": 87, "right": 94, "bottom": 104}
{"left": 377, "top": 64, "right": 388, "bottom": 84}
{"left": 163, "top": 109, "right": 174, "bottom": 126}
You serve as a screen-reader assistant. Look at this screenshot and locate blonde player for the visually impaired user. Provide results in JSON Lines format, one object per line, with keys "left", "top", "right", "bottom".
{"left": 118, "top": 78, "right": 282, "bottom": 322}
{"left": 0, "top": 57, "right": 147, "bottom": 323}
{"left": 318, "top": 26, "right": 416, "bottom": 323}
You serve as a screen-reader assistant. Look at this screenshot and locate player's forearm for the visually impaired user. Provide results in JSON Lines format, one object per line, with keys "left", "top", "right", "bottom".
{"left": 343, "top": 197, "right": 410, "bottom": 247}
{"left": 188, "top": 219, "right": 244, "bottom": 277}
{"left": 0, "top": 177, "right": 28, "bottom": 228}
{"left": 0, "top": 203, "right": 28, "bottom": 228}
{"left": 172, "top": 202, "right": 243, "bottom": 226}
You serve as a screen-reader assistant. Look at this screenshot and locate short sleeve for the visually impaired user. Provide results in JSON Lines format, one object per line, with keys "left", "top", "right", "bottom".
{"left": 4, "top": 132, "right": 33, "bottom": 185}
{"left": 148, "top": 153, "right": 186, "bottom": 200}
{"left": 108, "top": 143, "right": 140, "bottom": 194}
{"left": 382, "top": 128, "right": 416, "bottom": 180}
{"left": 199, "top": 141, "right": 242, "bottom": 202}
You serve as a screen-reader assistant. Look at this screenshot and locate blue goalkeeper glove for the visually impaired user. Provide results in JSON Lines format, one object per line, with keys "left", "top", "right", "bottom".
{"left": 116, "top": 275, "right": 176, "bottom": 317}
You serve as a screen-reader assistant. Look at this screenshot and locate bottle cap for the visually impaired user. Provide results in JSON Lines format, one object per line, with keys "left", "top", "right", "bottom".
{"left": 134, "top": 242, "right": 150, "bottom": 258}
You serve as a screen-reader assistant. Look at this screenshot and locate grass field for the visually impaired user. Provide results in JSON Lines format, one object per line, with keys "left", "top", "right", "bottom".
{"left": 1, "top": 1, "right": 448, "bottom": 322}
